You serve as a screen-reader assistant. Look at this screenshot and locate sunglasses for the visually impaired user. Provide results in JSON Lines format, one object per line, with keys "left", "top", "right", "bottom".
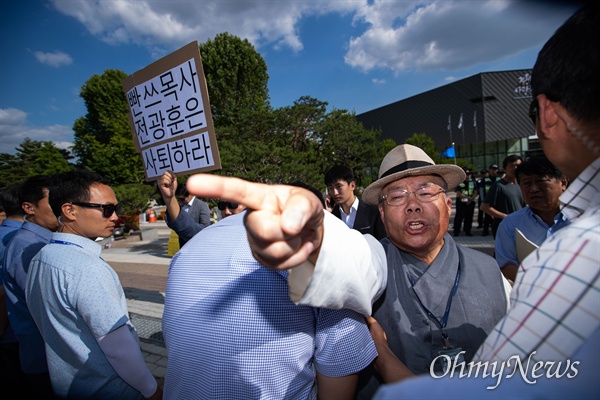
{"left": 217, "top": 201, "right": 239, "bottom": 211}
{"left": 528, "top": 98, "right": 538, "bottom": 125}
{"left": 72, "top": 202, "right": 121, "bottom": 218}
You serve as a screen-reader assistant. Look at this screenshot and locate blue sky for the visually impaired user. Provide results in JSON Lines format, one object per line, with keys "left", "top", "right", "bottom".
{"left": 0, "top": 0, "right": 580, "bottom": 155}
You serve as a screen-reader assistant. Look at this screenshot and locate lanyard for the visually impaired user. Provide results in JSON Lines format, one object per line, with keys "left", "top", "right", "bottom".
{"left": 51, "top": 239, "right": 83, "bottom": 249}
{"left": 408, "top": 261, "right": 461, "bottom": 348}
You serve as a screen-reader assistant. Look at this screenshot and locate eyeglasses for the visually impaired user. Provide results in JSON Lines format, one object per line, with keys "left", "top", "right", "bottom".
{"left": 217, "top": 201, "right": 239, "bottom": 211}
{"left": 380, "top": 186, "right": 445, "bottom": 206}
{"left": 528, "top": 98, "right": 538, "bottom": 125}
{"left": 72, "top": 202, "right": 121, "bottom": 218}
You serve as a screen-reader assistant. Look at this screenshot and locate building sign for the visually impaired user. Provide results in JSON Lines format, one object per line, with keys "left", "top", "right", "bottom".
{"left": 513, "top": 72, "right": 532, "bottom": 99}
{"left": 122, "top": 41, "right": 221, "bottom": 181}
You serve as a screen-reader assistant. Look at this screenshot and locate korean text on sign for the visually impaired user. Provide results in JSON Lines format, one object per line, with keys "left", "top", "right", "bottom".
{"left": 142, "top": 133, "right": 215, "bottom": 179}
{"left": 126, "top": 58, "right": 208, "bottom": 149}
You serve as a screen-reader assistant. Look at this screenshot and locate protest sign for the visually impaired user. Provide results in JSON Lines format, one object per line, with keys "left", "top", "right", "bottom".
{"left": 122, "top": 41, "right": 221, "bottom": 181}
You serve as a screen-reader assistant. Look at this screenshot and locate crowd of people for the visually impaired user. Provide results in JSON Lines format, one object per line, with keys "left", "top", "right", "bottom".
{"left": 0, "top": 4, "right": 598, "bottom": 399}
{"left": 1, "top": 170, "right": 163, "bottom": 399}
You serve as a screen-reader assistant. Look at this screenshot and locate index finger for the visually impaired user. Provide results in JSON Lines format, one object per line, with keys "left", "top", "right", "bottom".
{"left": 186, "top": 174, "right": 274, "bottom": 210}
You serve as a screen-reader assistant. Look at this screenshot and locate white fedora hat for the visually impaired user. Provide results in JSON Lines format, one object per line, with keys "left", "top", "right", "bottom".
{"left": 362, "top": 144, "right": 465, "bottom": 205}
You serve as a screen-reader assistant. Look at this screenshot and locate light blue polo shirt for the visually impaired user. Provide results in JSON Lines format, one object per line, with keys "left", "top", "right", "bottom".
{"left": 25, "top": 232, "right": 143, "bottom": 399}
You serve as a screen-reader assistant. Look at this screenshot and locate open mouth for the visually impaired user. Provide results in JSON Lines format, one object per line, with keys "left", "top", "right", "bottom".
{"left": 406, "top": 221, "right": 427, "bottom": 233}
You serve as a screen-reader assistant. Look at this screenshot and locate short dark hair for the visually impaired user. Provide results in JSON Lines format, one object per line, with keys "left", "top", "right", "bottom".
{"left": 0, "top": 184, "right": 25, "bottom": 217}
{"left": 502, "top": 154, "right": 523, "bottom": 170}
{"left": 516, "top": 155, "right": 564, "bottom": 182}
{"left": 175, "top": 181, "right": 190, "bottom": 202}
{"left": 19, "top": 175, "right": 54, "bottom": 206}
{"left": 324, "top": 165, "right": 355, "bottom": 186}
{"left": 531, "top": 4, "right": 600, "bottom": 125}
{"left": 288, "top": 181, "right": 325, "bottom": 208}
{"left": 49, "top": 169, "right": 109, "bottom": 217}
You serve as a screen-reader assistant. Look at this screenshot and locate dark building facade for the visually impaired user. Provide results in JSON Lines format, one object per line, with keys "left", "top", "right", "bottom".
{"left": 356, "top": 70, "right": 541, "bottom": 170}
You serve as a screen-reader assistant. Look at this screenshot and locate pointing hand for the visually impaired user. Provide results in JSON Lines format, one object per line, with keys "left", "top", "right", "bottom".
{"left": 186, "top": 174, "right": 324, "bottom": 270}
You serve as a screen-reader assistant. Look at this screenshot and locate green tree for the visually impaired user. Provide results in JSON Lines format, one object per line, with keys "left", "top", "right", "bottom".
{"left": 319, "top": 110, "right": 370, "bottom": 178}
{"left": 273, "top": 96, "right": 328, "bottom": 152}
{"left": 0, "top": 138, "right": 72, "bottom": 187}
{"left": 212, "top": 98, "right": 325, "bottom": 189}
{"left": 113, "top": 183, "right": 158, "bottom": 215}
{"left": 366, "top": 138, "right": 397, "bottom": 185}
{"left": 72, "top": 69, "right": 146, "bottom": 185}
{"left": 0, "top": 153, "right": 22, "bottom": 188}
{"left": 318, "top": 109, "right": 394, "bottom": 188}
{"left": 406, "top": 133, "right": 440, "bottom": 162}
{"left": 215, "top": 107, "right": 276, "bottom": 181}
{"left": 212, "top": 96, "right": 395, "bottom": 192}
{"left": 200, "top": 33, "right": 270, "bottom": 127}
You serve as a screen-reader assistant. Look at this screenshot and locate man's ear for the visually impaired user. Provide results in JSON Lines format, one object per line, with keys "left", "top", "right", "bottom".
{"left": 60, "top": 203, "right": 76, "bottom": 222}
{"left": 21, "top": 202, "right": 35, "bottom": 216}
{"left": 537, "top": 94, "right": 560, "bottom": 139}
{"left": 445, "top": 195, "right": 453, "bottom": 213}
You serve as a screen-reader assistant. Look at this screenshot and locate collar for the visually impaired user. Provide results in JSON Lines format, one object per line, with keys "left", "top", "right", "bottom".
{"left": 51, "top": 232, "right": 102, "bottom": 258}
{"left": 340, "top": 196, "right": 359, "bottom": 216}
{"left": 21, "top": 220, "right": 54, "bottom": 241}
{"left": 350, "top": 196, "right": 359, "bottom": 211}
{"left": 560, "top": 157, "right": 600, "bottom": 221}
{"left": 0, "top": 219, "right": 23, "bottom": 228}
{"left": 526, "top": 206, "right": 568, "bottom": 228}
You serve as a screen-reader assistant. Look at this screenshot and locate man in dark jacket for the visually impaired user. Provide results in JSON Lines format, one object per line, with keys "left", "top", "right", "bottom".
{"left": 324, "top": 165, "right": 386, "bottom": 240}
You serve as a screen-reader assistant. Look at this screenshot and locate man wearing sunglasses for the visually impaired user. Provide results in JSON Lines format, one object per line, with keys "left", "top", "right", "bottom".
{"left": 217, "top": 200, "right": 244, "bottom": 219}
{"left": 25, "top": 169, "right": 161, "bottom": 400}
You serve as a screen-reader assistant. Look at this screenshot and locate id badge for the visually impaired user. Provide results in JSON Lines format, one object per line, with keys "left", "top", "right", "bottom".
{"left": 438, "top": 346, "right": 465, "bottom": 373}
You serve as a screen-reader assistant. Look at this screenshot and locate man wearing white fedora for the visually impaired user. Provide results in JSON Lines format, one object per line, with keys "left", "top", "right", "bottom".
{"left": 355, "top": 144, "right": 510, "bottom": 399}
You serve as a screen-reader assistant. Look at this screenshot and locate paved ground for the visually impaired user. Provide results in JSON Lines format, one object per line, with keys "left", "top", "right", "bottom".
{"left": 100, "top": 221, "right": 170, "bottom": 388}
{"left": 102, "top": 205, "right": 495, "bottom": 390}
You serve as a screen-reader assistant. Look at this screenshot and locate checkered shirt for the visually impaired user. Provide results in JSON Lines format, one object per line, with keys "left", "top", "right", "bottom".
{"left": 475, "top": 157, "right": 600, "bottom": 363}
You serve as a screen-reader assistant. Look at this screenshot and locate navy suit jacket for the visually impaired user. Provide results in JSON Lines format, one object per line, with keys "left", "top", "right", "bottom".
{"left": 186, "top": 197, "right": 211, "bottom": 226}
{"left": 332, "top": 200, "right": 387, "bottom": 240}
{"left": 176, "top": 197, "right": 211, "bottom": 246}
